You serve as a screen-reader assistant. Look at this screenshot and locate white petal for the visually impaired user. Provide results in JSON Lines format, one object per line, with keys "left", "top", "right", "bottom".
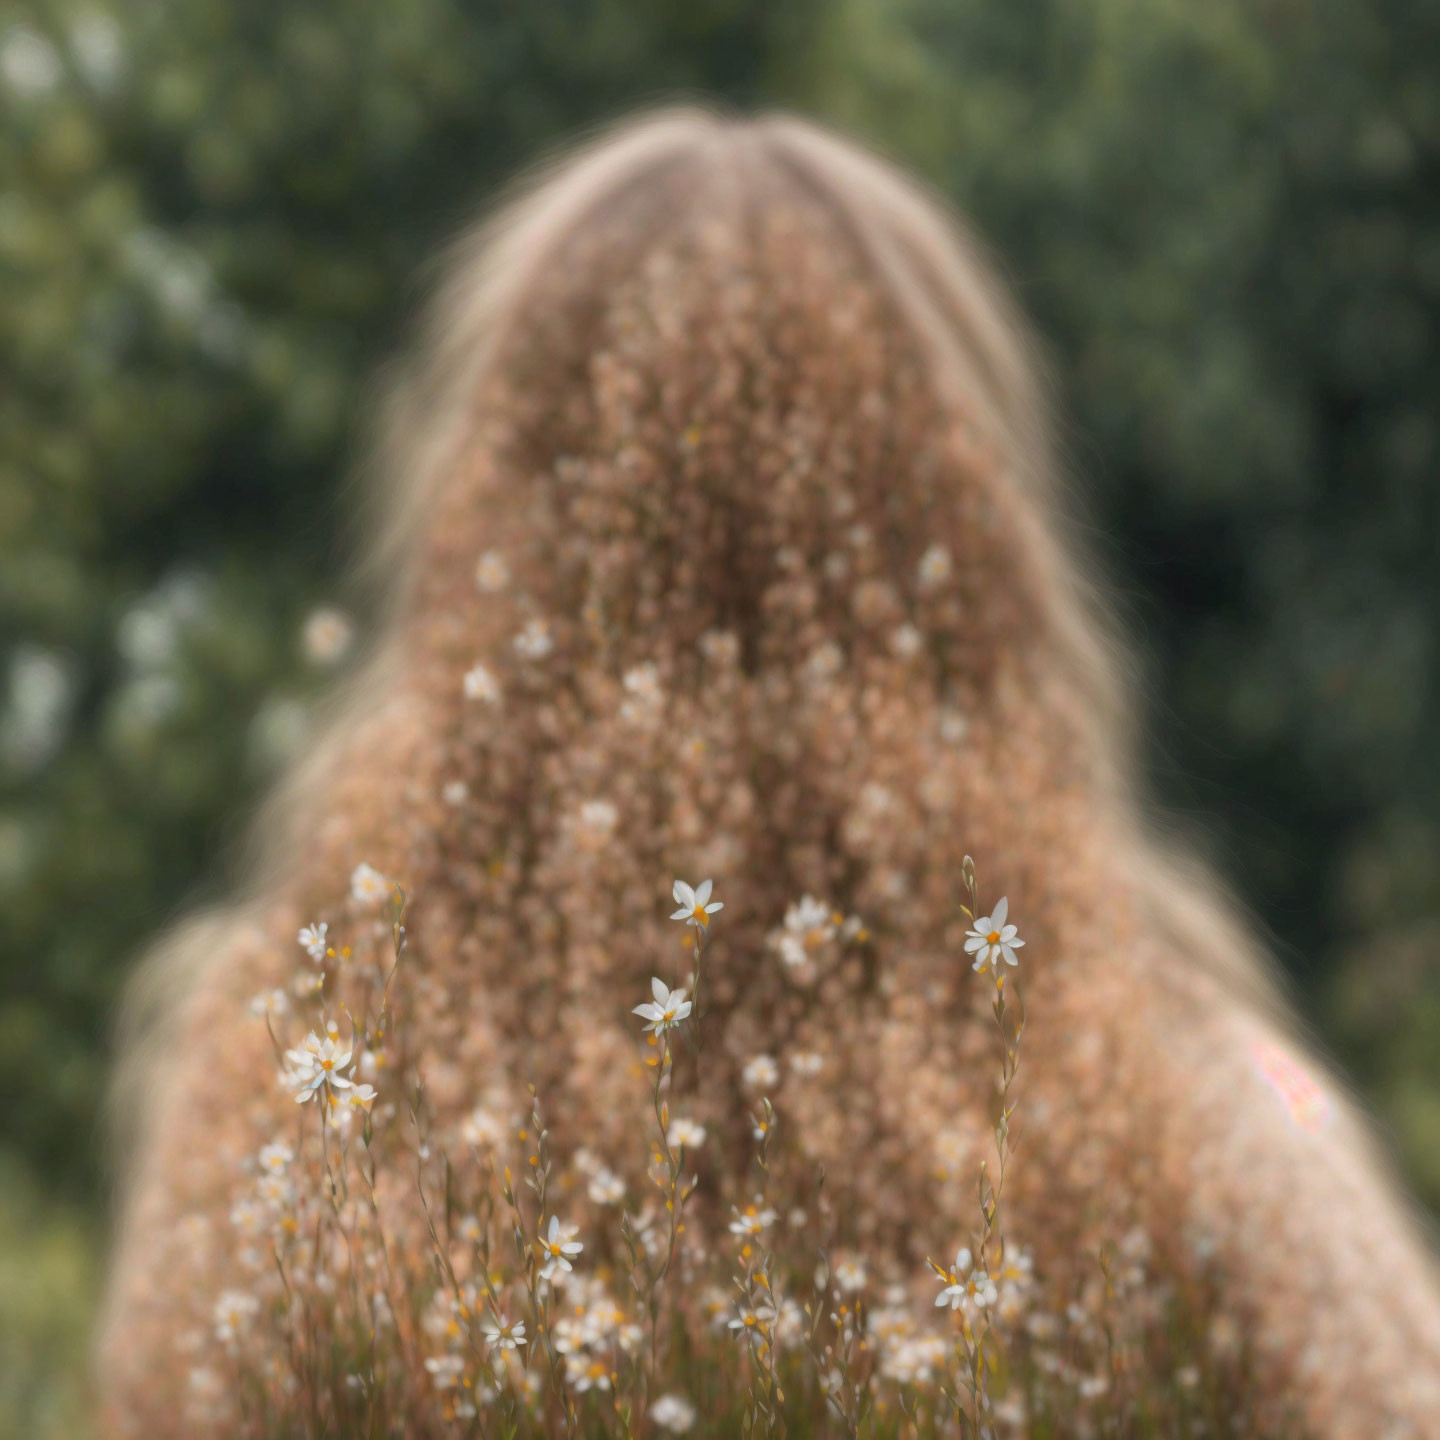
{"left": 651, "top": 976, "right": 668, "bottom": 1002}
{"left": 695, "top": 879, "right": 712, "bottom": 906}
{"left": 963, "top": 936, "right": 985, "bottom": 953}
{"left": 673, "top": 880, "right": 695, "bottom": 908}
{"left": 991, "top": 897, "right": 1008, "bottom": 928}
{"left": 706, "top": 901, "right": 724, "bottom": 914}
{"left": 670, "top": 906, "right": 690, "bottom": 920}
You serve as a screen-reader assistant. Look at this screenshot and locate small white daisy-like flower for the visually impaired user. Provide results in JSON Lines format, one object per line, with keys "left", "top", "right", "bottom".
{"left": 964, "top": 896, "right": 1024, "bottom": 974}
{"left": 297, "top": 922, "right": 328, "bottom": 962}
{"left": 727, "top": 1303, "right": 776, "bottom": 1335}
{"left": 214, "top": 1289, "right": 260, "bottom": 1343}
{"left": 345, "top": 1082, "right": 378, "bottom": 1112}
{"left": 424, "top": 1354, "right": 465, "bottom": 1390}
{"left": 513, "top": 618, "right": 553, "bottom": 660}
{"left": 633, "top": 977, "right": 691, "bottom": 1035}
{"left": 651, "top": 1394, "right": 697, "bottom": 1432}
{"left": 834, "top": 1258, "right": 867, "bottom": 1293}
{"left": 932, "top": 1247, "right": 998, "bottom": 1311}
{"left": 537, "top": 1215, "right": 583, "bottom": 1280}
{"left": 566, "top": 1354, "right": 612, "bottom": 1393}
{"left": 667, "top": 1117, "right": 707, "bottom": 1151}
{"left": 622, "top": 662, "right": 662, "bottom": 707}
{"left": 742, "top": 1054, "right": 779, "bottom": 1090}
{"left": 248, "top": 988, "right": 289, "bottom": 1018}
{"left": 482, "top": 1314, "right": 526, "bottom": 1350}
{"left": 728, "top": 1204, "right": 777, "bottom": 1238}
{"left": 575, "top": 799, "right": 618, "bottom": 844}
{"left": 292, "top": 969, "right": 324, "bottom": 999}
{"left": 474, "top": 550, "right": 510, "bottom": 593}
{"left": 790, "top": 1051, "right": 824, "bottom": 1076}
{"left": 349, "top": 862, "right": 389, "bottom": 907}
{"left": 917, "top": 544, "right": 952, "bottom": 589}
{"left": 461, "top": 1106, "right": 504, "bottom": 1148}
{"left": 441, "top": 779, "right": 469, "bottom": 806}
{"left": 890, "top": 623, "right": 923, "bottom": 659}
{"left": 258, "top": 1141, "right": 293, "bottom": 1173}
{"left": 462, "top": 663, "right": 501, "bottom": 704}
{"left": 670, "top": 878, "right": 723, "bottom": 928}
{"left": 284, "top": 1030, "right": 354, "bottom": 1105}
{"left": 587, "top": 1168, "right": 625, "bottom": 1205}
{"left": 301, "top": 607, "right": 354, "bottom": 666}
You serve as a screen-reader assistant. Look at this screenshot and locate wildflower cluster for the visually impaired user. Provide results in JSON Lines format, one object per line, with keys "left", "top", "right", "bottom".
{"left": 191, "top": 858, "right": 1262, "bottom": 1437}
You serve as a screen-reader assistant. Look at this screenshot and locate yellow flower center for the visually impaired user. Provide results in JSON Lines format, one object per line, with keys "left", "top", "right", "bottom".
{"left": 692, "top": 904, "right": 708, "bottom": 925}
{"left": 987, "top": 930, "right": 1000, "bottom": 945}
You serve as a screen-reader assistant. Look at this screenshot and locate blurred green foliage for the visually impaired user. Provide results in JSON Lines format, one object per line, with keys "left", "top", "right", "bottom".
{"left": 1, "top": 1, "right": 1438, "bottom": 1429}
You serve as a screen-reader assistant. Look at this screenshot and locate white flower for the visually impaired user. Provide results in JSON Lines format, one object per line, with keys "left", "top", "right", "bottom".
{"left": 933, "top": 1247, "right": 998, "bottom": 1311}
{"left": 917, "top": 544, "right": 952, "bottom": 589}
{"left": 565, "top": 1354, "right": 611, "bottom": 1392}
{"left": 575, "top": 799, "right": 618, "bottom": 844}
{"left": 834, "top": 1259, "right": 867, "bottom": 1293}
{"left": 588, "top": 1168, "right": 625, "bottom": 1205}
{"left": 667, "top": 1117, "right": 707, "bottom": 1151}
{"left": 248, "top": 988, "right": 289, "bottom": 1018}
{"left": 728, "top": 1304, "right": 776, "bottom": 1335}
{"left": 482, "top": 1314, "right": 526, "bottom": 1350}
{"left": 538, "top": 1216, "right": 583, "bottom": 1280}
{"left": 651, "top": 1394, "right": 697, "bottom": 1432}
{"left": 670, "top": 878, "right": 723, "bottom": 928}
{"left": 347, "top": 1082, "right": 378, "bottom": 1112}
{"left": 963, "top": 896, "right": 1024, "bottom": 973}
{"left": 461, "top": 1106, "right": 504, "bottom": 1148}
{"left": 284, "top": 1030, "right": 354, "bottom": 1104}
{"left": 783, "top": 895, "right": 835, "bottom": 950}
{"left": 424, "top": 1354, "right": 465, "bottom": 1390}
{"left": 890, "top": 623, "right": 923, "bottom": 658}
{"left": 728, "top": 1204, "right": 777, "bottom": 1238}
{"left": 462, "top": 663, "right": 501, "bottom": 704}
{"left": 258, "top": 1141, "right": 293, "bottom": 1173}
{"left": 301, "top": 607, "right": 354, "bottom": 666}
{"left": 214, "top": 1289, "right": 259, "bottom": 1343}
{"left": 513, "top": 618, "right": 553, "bottom": 660}
{"left": 350, "top": 863, "right": 390, "bottom": 907}
{"left": 633, "top": 977, "right": 691, "bottom": 1035}
{"left": 791, "top": 1051, "right": 824, "bottom": 1076}
{"left": 474, "top": 550, "right": 509, "bottom": 593}
{"left": 442, "top": 779, "right": 469, "bottom": 805}
{"left": 742, "top": 1054, "right": 779, "bottom": 1090}
{"left": 292, "top": 969, "right": 324, "bottom": 998}
{"left": 298, "top": 922, "right": 328, "bottom": 962}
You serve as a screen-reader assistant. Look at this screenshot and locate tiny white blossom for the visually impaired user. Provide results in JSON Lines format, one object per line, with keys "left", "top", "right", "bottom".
{"left": 565, "top": 1354, "right": 611, "bottom": 1392}
{"left": 258, "top": 1141, "right": 293, "bottom": 1173}
{"left": 284, "top": 1030, "right": 354, "bottom": 1104}
{"left": 651, "top": 1394, "right": 697, "bottom": 1433}
{"left": 933, "top": 1246, "right": 998, "bottom": 1311}
{"left": 462, "top": 663, "right": 501, "bottom": 704}
{"left": 350, "top": 863, "right": 390, "bottom": 907}
{"left": 441, "top": 779, "right": 469, "bottom": 805}
{"left": 834, "top": 1258, "right": 867, "bottom": 1293}
{"left": 728, "top": 1303, "right": 776, "bottom": 1335}
{"left": 301, "top": 607, "right": 353, "bottom": 666}
{"left": 474, "top": 550, "right": 510, "bottom": 593}
{"left": 214, "top": 1289, "right": 259, "bottom": 1343}
{"left": 587, "top": 1167, "right": 625, "bottom": 1205}
{"left": 728, "top": 1204, "right": 777, "bottom": 1238}
{"left": 461, "top": 1106, "right": 504, "bottom": 1148}
{"left": 297, "top": 922, "right": 328, "bottom": 962}
{"left": 513, "top": 618, "right": 553, "bottom": 660}
{"left": 537, "top": 1215, "right": 583, "bottom": 1280}
{"left": 917, "top": 544, "right": 952, "bottom": 589}
{"left": 482, "top": 1314, "right": 526, "bottom": 1350}
{"left": 249, "top": 988, "right": 289, "bottom": 1018}
{"left": 633, "top": 977, "right": 691, "bottom": 1035}
{"left": 424, "top": 1354, "right": 464, "bottom": 1390}
{"left": 670, "top": 878, "right": 723, "bottom": 928}
{"left": 791, "top": 1050, "right": 824, "bottom": 1076}
{"left": 964, "top": 896, "right": 1024, "bottom": 973}
{"left": 890, "top": 623, "right": 923, "bottom": 658}
{"left": 742, "top": 1054, "right": 779, "bottom": 1090}
{"left": 667, "top": 1117, "right": 707, "bottom": 1151}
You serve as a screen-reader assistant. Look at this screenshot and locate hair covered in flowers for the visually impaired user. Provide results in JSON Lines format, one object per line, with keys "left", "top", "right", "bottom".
{"left": 98, "top": 110, "right": 1440, "bottom": 1436}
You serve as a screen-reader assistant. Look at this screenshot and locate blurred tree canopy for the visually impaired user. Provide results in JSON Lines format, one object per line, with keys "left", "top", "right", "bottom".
{"left": 1, "top": 0, "right": 1437, "bottom": 1231}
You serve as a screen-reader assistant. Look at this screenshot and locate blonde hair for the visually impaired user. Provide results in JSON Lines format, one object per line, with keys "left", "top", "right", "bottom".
{"left": 101, "top": 108, "right": 1440, "bottom": 1436}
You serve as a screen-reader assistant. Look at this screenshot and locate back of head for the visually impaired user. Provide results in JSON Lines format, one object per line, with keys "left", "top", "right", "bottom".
{"left": 98, "top": 108, "right": 1440, "bottom": 1438}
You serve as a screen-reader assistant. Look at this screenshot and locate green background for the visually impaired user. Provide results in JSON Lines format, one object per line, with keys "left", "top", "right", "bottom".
{"left": 2, "top": 0, "right": 1437, "bottom": 1430}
